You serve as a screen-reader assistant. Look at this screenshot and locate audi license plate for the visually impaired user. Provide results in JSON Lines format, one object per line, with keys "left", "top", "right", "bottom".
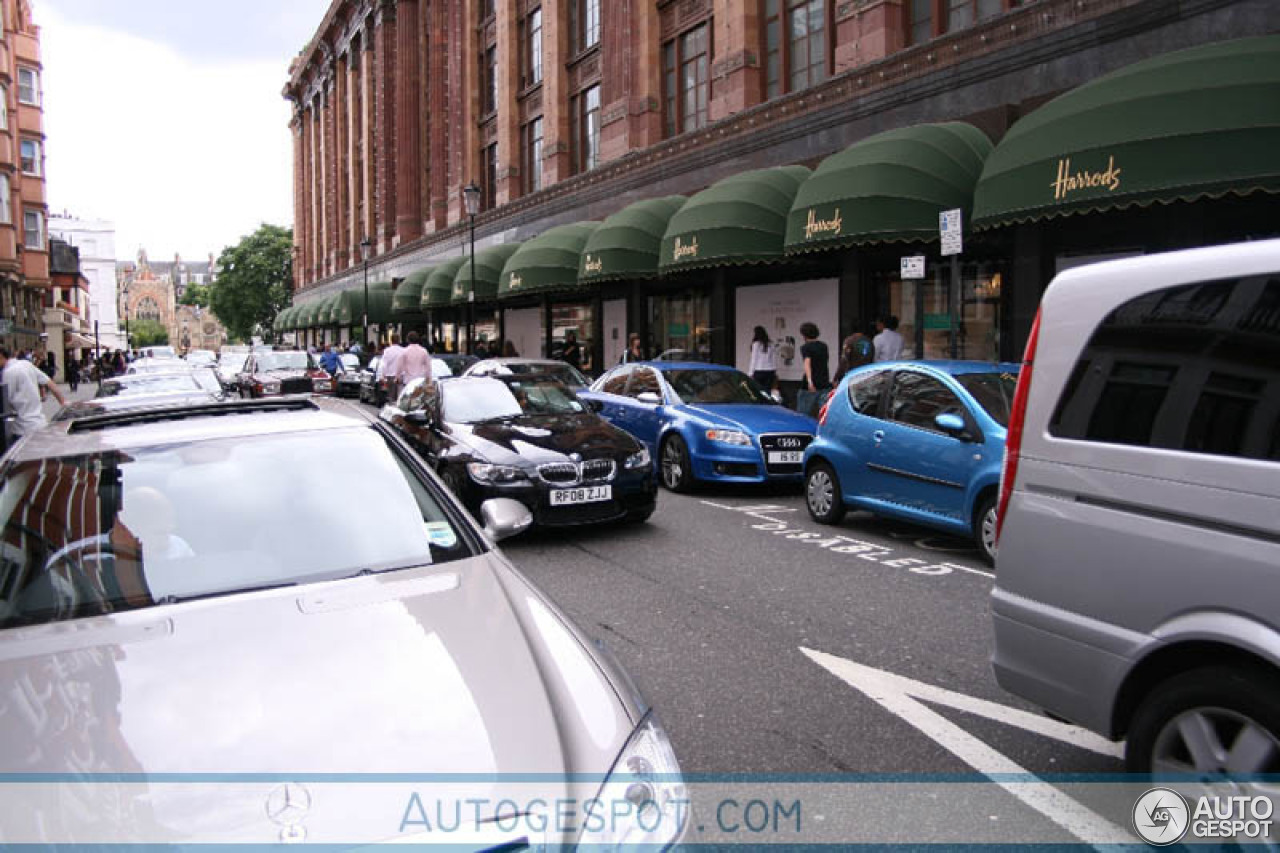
{"left": 767, "top": 451, "right": 804, "bottom": 464}
{"left": 550, "top": 485, "right": 612, "bottom": 506}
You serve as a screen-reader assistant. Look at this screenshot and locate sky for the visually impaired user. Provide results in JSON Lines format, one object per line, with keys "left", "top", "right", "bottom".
{"left": 39, "top": 0, "right": 332, "bottom": 263}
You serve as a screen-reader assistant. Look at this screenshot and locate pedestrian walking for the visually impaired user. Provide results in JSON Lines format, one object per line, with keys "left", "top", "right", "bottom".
{"left": 620, "top": 333, "right": 645, "bottom": 364}
{"left": 376, "top": 334, "right": 406, "bottom": 401}
{"left": 561, "top": 330, "right": 582, "bottom": 369}
{"left": 396, "top": 331, "right": 433, "bottom": 386}
{"left": 67, "top": 357, "right": 81, "bottom": 392}
{"left": 874, "top": 315, "right": 905, "bottom": 362}
{"left": 833, "top": 328, "right": 875, "bottom": 386}
{"left": 747, "top": 326, "right": 779, "bottom": 394}
{"left": 0, "top": 346, "right": 68, "bottom": 440}
{"left": 319, "top": 345, "right": 343, "bottom": 375}
{"left": 797, "top": 322, "right": 830, "bottom": 418}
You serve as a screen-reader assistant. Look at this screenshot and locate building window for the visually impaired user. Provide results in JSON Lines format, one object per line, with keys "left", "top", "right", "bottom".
{"left": 762, "top": 0, "right": 827, "bottom": 99}
{"left": 522, "top": 116, "right": 543, "bottom": 195}
{"left": 482, "top": 143, "right": 498, "bottom": 211}
{"left": 0, "top": 87, "right": 7, "bottom": 130}
{"left": 910, "top": 0, "right": 1006, "bottom": 44}
{"left": 910, "top": 0, "right": 933, "bottom": 44}
{"left": 521, "top": 7, "right": 542, "bottom": 88}
{"left": 0, "top": 175, "right": 9, "bottom": 225}
{"left": 20, "top": 139, "right": 40, "bottom": 176}
{"left": 23, "top": 209, "right": 43, "bottom": 250}
{"left": 570, "top": 0, "right": 600, "bottom": 55}
{"left": 481, "top": 0, "right": 495, "bottom": 18}
{"left": 17, "top": 67, "right": 38, "bottom": 106}
{"left": 662, "top": 24, "right": 710, "bottom": 138}
{"left": 570, "top": 85, "right": 601, "bottom": 175}
{"left": 137, "top": 296, "right": 161, "bottom": 322}
{"left": 482, "top": 45, "right": 497, "bottom": 115}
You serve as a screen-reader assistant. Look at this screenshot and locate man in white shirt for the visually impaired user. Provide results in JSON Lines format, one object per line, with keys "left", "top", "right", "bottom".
{"left": 0, "top": 346, "right": 68, "bottom": 439}
{"left": 396, "top": 331, "right": 433, "bottom": 385}
{"left": 376, "top": 334, "right": 406, "bottom": 401}
{"left": 874, "top": 315, "right": 905, "bottom": 362}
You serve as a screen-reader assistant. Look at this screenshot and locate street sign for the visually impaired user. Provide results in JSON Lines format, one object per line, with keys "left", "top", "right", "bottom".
{"left": 900, "top": 255, "right": 926, "bottom": 279}
{"left": 940, "top": 208, "right": 963, "bottom": 256}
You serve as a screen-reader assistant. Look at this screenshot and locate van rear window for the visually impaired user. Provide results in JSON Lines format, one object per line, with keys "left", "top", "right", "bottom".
{"left": 1049, "top": 276, "right": 1280, "bottom": 462}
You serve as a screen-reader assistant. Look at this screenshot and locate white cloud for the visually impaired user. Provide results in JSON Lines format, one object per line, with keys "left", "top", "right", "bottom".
{"left": 39, "top": 4, "right": 297, "bottom": 263}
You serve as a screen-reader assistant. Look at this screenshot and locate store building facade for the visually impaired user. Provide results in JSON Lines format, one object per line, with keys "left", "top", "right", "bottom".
{"left": 283, "top": 0, "right": 1280, "bottom": 381}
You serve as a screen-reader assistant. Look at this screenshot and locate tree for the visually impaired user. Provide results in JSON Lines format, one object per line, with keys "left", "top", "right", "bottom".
{"left": 208, "top": 224, "right": 293, "bottom": 343}
{"left": 180, "top": 283, "right": 212, "bottom": 307}
{"left": 131, "top": 318, "right": 169, "bottom": 347}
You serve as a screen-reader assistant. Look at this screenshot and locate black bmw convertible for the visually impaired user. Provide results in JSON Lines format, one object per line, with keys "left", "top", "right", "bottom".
{"left": 381, "top": 374, "right": 657, "bottom": 528}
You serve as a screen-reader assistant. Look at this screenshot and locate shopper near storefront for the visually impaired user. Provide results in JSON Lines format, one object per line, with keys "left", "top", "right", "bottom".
{"left": 874, "top": 316, "right": 904, "bottom": 362}
{"left": 797, "top": 322, "right": 830, "bottom": 418}
{"left": 834, "top": 330, "right": 875, "bottom": 385}
{"left": 620, "top": 333, "right": 645, "bottom": 364}
{"left": 748, "top": 326, "right": 779, "bottom": 393}
{"left": 561, "top": 330, "right": 582, "bottom": 369}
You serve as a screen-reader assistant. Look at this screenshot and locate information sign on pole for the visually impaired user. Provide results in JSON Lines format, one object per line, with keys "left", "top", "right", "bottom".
{"left": 940, "top": 208, "right": 963, "bottom": 256}
{"left": 900, "top": 256, "right": 926, "bottom": 280}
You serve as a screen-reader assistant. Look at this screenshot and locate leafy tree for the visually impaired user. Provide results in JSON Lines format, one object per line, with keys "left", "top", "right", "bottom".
{"left": 180, "top": 283, "right": 212, "bottom": 307}
{"left": 131, "top": 318, "right": 169, "bottom": 347}
{"left": 208, "top": 224, "right": 293, "bottom": 343}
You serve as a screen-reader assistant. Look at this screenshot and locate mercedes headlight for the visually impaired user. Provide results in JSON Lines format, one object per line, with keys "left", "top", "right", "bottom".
{"left": 705, "top": 429, "right": 751, "bottom": 446}
{"left": 577, "top": 714, "right": 688, "bottom": 849}
{"left": 467, "top": 462, "right": 527, "bottom": 484}
{"left": 624, "top": 447, "right": 651, "bottom": 469}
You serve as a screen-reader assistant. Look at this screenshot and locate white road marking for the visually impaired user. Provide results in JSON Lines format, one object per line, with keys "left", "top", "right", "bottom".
{"left": 802, "top": 647, "right": 1130, "bottom": 847}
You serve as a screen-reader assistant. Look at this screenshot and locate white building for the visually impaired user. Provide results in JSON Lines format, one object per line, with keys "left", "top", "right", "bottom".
{"left": 48, "top": 214, "right": 122, "bottom": 349}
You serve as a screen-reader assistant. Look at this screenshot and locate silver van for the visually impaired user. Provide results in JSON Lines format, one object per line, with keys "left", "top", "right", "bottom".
{"left": 992, "top": 239, "right": 1280, "bottom": 775}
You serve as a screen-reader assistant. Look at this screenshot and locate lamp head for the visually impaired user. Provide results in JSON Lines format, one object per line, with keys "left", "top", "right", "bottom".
{"left": 360, "top": 237, "right": 372, "bottom": 263}
{"left": 463, "top": 182, "right": 482, "bottom": 217}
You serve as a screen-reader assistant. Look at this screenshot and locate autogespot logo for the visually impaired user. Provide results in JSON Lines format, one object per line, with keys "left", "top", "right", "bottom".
{"left": 1133, "top": 788, "right": 1190, "bottom": 846}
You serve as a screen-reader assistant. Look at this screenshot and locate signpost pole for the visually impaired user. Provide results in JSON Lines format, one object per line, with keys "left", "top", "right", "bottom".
{"left": 949, "top": 255, "right": 960, "bottom": 360}
{"left": 939, "top": 209, "right": 964, "bottom": 360}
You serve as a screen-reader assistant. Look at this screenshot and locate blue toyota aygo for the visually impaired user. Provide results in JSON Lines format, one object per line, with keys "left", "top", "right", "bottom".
{"left": 802, "top": 361, "right": 1020, "bottom": 564}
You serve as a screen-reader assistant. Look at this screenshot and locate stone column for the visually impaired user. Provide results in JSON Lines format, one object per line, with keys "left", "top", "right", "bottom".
{"left": 835, "top": 0, "right": 907, "bottom": 73}
{"left": 335, "top": 51, "right": 351, "bottom": 269}
{"left": 395, "top": 0, "right": 424, "bottom": 244}
{"left": 310, "top": 100, "right": 322, "bottom": 281}
{"left": 427, "top": 0, "right": 449, "bottom": 230}
{"left": 709, "top": 0, "right": 763, "bottom": 121}
{"left": 600, "top": 0, "right": 662, "bottom": 163}
{"left": 495, "top": 0, "right": 519, "bottom": 206}
{"left": 540, "top": 0, "right": 571, "bottom": 185}
{"left": 346, "top": 47, "right": 361, "bottom": 257}
{"left": 362, "top": 29, "right": 375, "bottom": 245}
{"left": 374, "top": 1, "right": 398, "bottom": 253}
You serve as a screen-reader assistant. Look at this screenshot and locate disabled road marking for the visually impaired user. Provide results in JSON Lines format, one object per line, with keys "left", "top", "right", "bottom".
{"left": 802, "top": 647, "right": 1130, "bottom": 846}
{"left": 701, "top": 501, "right": 991, "bottom": 578}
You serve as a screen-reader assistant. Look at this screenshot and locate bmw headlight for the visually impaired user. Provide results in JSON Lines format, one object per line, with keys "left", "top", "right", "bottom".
{"left": 577, "top": 714, "right": 688, "bottom": 849}
{"left": 705, "top": 429, "right": 751, "bottom": 446}
{"left": 467, "top": 462, "right": 527, "bottom": 484}
{"left": 624, "top": 446, "right": 651, "bottom": 469}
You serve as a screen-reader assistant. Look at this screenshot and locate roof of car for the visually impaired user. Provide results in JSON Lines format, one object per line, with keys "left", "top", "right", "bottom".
{"left": 868, "top": 359, "right": 1022, "bottom": 375}
{"left": 643, "top": 361, "right": 738, "bottom": 372}
{"left": 11, "top": 396, "right": 377, "bottom": 464}
{"left": 52, "top": 391, "right": 226, "bottom": 422}
{"left": 473, "top": 358, "right": 567, "bottom": 366}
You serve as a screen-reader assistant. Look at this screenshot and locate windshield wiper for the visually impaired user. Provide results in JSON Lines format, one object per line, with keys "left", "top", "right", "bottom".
{"left": 157, "top": 580, "right": 298, "bottom": 606}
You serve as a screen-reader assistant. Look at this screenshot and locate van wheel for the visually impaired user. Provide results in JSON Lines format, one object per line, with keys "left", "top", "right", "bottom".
{"left": 1125, "top": 666, "right": 1280, "bottom": 776}
{"left": 805, "top": 462, "right": 845, "bottom": 525}
{"left": 973, "top": 494, "right": 997, "bottom": 566}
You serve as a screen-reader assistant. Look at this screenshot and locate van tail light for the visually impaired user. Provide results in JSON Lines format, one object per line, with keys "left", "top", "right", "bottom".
{"left": 996, "top": 308, "right": 1041, "bottom": 547}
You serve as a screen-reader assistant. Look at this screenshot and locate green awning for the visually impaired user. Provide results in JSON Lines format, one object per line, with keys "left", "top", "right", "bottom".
{"left": 452, "top": 243, "right": 521, "bottom": 305}
{"left": 972, "top": 35, "right": 1280, "bottom": 229}
{"left": 337, "top": 286, "right": 395, "bottom": 326}
{"left": 422, "top": 257, "right": 467, "bottom": 309}
{"left": 285, "top": 305, "right": 302, "bottom": 330}
{"left": 273, "top": 306, "right": 290, "bottom": 331}
{"left": 786, "top": 123, "right": 993, "bottom": 252}
{"left": 579, "top": 196, "right": 687, "bottom": 283}
{"left": 318, "top": 292, "right": 343, "bottom": 326}
{"left": 659, "top": 166, "right": 810, "bottom": 273}
{"left": 498, "top": 222, "right": 599, "bottom": 298}
{"left": 297, "top": 301, "right": 321, "bottom": 328}
{"left": 393, "top": 267, "right": 434, "bottom": 315}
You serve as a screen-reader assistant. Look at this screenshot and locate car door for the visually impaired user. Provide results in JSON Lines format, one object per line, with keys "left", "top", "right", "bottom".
{"left": 584, "top": 366, "right": 633, "bottom": 423}
{"left": 830, "top": 368, "right": 892, "bottom": 504}
{"left": 237, "top": 355, "right": 257, "bottom": 393}
{"left": 869, "top": 370, "right": 981, "bottom": 524}
{"left": 621, "top": 367, "right": 666, "bottom": 452}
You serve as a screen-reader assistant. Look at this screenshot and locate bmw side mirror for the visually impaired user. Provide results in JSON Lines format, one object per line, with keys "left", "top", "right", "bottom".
{"left": 480, "top": 498, "right": 534, "bottom": 542}
{"left": 636, "top": 392, "right": 662, "bottom": 406}
{"left": 934, "top": 412, "right": 968, "bottom": 437}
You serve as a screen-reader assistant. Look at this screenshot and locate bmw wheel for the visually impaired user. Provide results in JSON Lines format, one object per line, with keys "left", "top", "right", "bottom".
{"left": 974, "top": 494, "right": 998, "bottom": 566}
{"left": 660, "top": 435, "right": 693, "bottom": 492}
{"left": 805, "top": 462, "right": 845, "bottom": 524}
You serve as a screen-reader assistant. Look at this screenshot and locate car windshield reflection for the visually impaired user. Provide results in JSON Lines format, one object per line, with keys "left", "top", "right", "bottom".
{"left": 663, "top": 369, "right": 775, "bottom": 405}
{"left": 443, "top": 378, "right": 584, "bottom": 422}
{"left": 256, "top": 353, "right": 310, "bottom": 371}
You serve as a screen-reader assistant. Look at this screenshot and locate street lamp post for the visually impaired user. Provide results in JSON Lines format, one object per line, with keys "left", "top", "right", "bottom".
{"left": 360, "top": 237, "right": 372, "bottom": 348}
{"left": 462, "top": 182, "right": 481, "bottom": 355}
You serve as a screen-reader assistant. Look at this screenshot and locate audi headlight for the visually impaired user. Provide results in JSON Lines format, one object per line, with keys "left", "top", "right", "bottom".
{"left": 577, "top": 714, "right": 688, "bottom": 849}
{"left": 624, "top": 446, "right": 651, "bottom": 469}
{"left": 705, "top": 429, "right": 751, "bottom": 446}
{"left": 467, "top": 462, "right": 527, "bottom": 484}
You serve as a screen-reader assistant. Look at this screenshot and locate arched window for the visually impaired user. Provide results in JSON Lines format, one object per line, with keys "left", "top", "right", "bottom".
{"left": 136, "top": 297, "right": 161, "bottom": 321}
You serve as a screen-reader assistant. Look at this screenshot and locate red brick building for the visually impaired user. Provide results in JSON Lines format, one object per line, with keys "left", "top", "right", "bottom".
{"left": 284, "top": 0, "right": 1279, "bottom": 373}
{"left": 0, "top": 0, "right": 50, "bottom": 355}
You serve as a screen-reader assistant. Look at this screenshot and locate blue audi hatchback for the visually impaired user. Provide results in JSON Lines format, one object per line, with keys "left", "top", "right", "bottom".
{"left": 583, "top": 362, "right": 817, "bottom": 491}
{"left": 802, "top": 361, "right": 1020, "bottom": 564}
